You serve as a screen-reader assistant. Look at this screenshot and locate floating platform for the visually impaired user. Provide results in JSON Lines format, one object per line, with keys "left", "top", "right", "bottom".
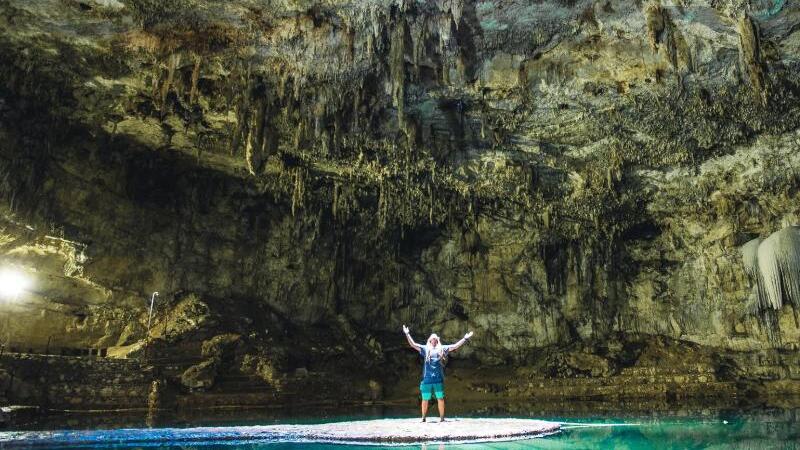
{"left": 0, "top": 418, "right": 561, "bottom": 447}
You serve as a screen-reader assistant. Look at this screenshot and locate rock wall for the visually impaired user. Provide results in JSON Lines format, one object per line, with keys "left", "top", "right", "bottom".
{"left": 1, "top": 0, "right": 800, "bottom": 408}
{"left": 0, "top": 354, "right": 152, "bottom": 409}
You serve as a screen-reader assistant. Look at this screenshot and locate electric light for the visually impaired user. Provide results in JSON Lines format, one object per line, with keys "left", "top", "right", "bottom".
{"left": 0, "top": 268, "right": 30, "bottom": 299}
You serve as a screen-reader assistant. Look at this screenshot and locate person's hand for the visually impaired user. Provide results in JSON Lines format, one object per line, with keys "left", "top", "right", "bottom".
{"left": 464, "top": 331, "right": 474, "bottom": 340}
{"left": 402, "top": 325, "right": 410, "bottom": 334}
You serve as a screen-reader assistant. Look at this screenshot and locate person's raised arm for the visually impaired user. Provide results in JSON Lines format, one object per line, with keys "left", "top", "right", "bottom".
{"left": 446, "top": 331, "right": 474, "bottom": 353}
{"left": 402, "top": 324, "right": 422, "bottom": 352}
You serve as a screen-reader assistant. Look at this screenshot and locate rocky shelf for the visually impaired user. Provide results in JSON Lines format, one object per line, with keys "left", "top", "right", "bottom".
{"left": 0, "top": 418, "right": 561, "bottom": 447}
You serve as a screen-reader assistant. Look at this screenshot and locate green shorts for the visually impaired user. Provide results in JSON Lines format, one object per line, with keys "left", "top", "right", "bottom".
{"left": 420, "top": 382, "right": 445, "bottom": 400}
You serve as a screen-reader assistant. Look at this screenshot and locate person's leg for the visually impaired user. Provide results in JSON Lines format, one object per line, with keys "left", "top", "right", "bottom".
{"left": 420, "top": 383, "right": 432, "bottom": 422}
{"left": 434, "top": 383, "right": 445, "bottom": 422}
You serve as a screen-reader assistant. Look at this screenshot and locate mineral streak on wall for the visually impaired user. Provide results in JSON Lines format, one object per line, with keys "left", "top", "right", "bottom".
{"left": 1, "top": 0, "right": 800, "bottom": 409}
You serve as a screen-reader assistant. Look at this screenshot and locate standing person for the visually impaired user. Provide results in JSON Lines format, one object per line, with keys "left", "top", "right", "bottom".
{"left": 402, "top": 324, "right": 474, "bottom": 422}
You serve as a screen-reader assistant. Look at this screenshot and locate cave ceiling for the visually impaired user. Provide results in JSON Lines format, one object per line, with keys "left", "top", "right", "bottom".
{"left": 3, "top": 0, "right": 798, "bottom": 234}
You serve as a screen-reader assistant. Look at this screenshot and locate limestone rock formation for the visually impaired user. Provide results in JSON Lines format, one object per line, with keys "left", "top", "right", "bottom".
{"left": 180, "top": 359, "right": 218, "bottom": 390}
{"left": 240, "top": 353, "right": 281, "bottom": 388}
{"left": 201, "top": 334, "right": 241, "bottom": 359}
{"left": 0, "top": 0, "right": 800, "bottom": 408}
{"left": 741, "top": 226, "right": 800, "bottom": 340}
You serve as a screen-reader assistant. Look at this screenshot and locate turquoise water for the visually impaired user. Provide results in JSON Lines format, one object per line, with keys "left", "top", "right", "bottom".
{"left": 3, "top": 406, "right": 800, "bottom": 449}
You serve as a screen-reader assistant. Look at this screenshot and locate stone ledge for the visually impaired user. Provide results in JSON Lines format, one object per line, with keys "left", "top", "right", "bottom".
{"left": 0, "top": 418, "right": 561, "bottom": 446}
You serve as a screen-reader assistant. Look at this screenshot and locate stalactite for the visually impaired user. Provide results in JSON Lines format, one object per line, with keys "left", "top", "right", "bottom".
{"left": 278, "top": 70, "right": 290, "bottom": 100}
{"left": 244, "top": 95, "right": 271, "bottom": 176}
{"left": 741, "top": 227, "right": 800, "bottom": 342}
{"left": 389, "top": 18, "right": 408, "bottom": 123}
{"left": 643, "top": 1, "right": 691, "bottom": 73}
{"left": 293, "top": 72, "right": 304, "bottom": 101}
{"left": 437, "top": 12, "right": 456, "bottom": 86}
{"left": 400, "top": 116, "right": 419, "bottom": 154}
{"left": 332, "top": 106, "right": 343, "bottom": 156}
{"left": 339, "top": 184, "right": 356, "bottom": 221}
{"left": 370, "top": 6, "right": 382, "bottom": 40}
{"left": 428, "top": 182, "right": 433, "bottom": 225}
{"left": 737, "top": 13, "right": 768, "bottom": 106}
{"left": 313, "top": 92, "right": 327, "bottom": 139}
{"left": 149, "top": 57, "right": 161, "bottom": 105}
{"left": 451, "top": 0, "right": 464, "bottom": 29}
{"left": 189, "top": 54, "right": 201, "bottom": 105}
{"left": 160, "top": 53, "right": 181, "bottom": 108}
{"left": 454, "top": 53, "right": 466, "bottom": 85}
{"left": 377, "top": 177, "right": 390, "bottom": 230}
{"left": 352, "top": 85, "right": 361, "bottom": 131}
{"left": 410, "top": 16, "right": 427, "bottom": 79}
{"left": 294, "top": 119, "right": 305, "bottom": 152}
{"left": 757, "top": 226, "right": 800, "bottom": 312}
{"left": 366, "top": 33, "right": 374, "bottom": 59}
{"left": 344, "top": 25, "right": 355, "bottom": 63}
{"left": 320, "top": 129, "right": 331, "bottom": 157}
{"left": 741, "top": 238, "right": 761, "bottom": 282}
{"left": 332, "top": 182, "right": 339, "bottom": 219}
{"left": 291, "top": 168, "right": 306, "bottom": 217}
{"left": 644, "top": 2, "right": 664, "bottom": 54}
{"left": 229, "top": 64, "right": 252, "bottom": 155}
{"left": 377, "top": 179, "right": 384, "bottom": 229}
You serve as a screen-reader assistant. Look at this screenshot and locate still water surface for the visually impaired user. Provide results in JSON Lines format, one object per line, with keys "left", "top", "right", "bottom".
{"left": 4, "top": 403, "right": 800, "bottom": 449}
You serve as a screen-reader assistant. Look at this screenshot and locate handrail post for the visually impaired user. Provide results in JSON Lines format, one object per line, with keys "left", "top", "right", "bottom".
{"left": 143, "top": 291, "right": 159, "bottom": 361}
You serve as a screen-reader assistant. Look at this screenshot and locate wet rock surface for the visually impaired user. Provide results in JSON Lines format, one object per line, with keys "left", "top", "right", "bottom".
{"left": 0, "top": 0, "right": 800, "bottom": 410}
{"left": 0, "top": 418, "right": 561, "bottom": 446}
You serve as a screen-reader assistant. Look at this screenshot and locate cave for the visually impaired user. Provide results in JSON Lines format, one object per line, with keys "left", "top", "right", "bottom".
{"left": 1, "top": 0, "right": 800, "bottom": 447}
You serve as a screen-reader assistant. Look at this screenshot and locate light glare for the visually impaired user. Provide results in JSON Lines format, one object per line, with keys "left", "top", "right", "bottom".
{"left": 0, "top": 268, "right": 30, "bottom": 298}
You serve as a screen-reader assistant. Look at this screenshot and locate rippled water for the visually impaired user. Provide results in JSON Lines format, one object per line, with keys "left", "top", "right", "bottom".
{"left": 3, "top": 404, "right": 800, "bottom": 449}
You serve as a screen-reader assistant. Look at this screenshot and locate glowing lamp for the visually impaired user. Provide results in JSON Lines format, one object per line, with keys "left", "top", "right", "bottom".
{"left": 0, "top": 268, "right": 30, "bottom": 298}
